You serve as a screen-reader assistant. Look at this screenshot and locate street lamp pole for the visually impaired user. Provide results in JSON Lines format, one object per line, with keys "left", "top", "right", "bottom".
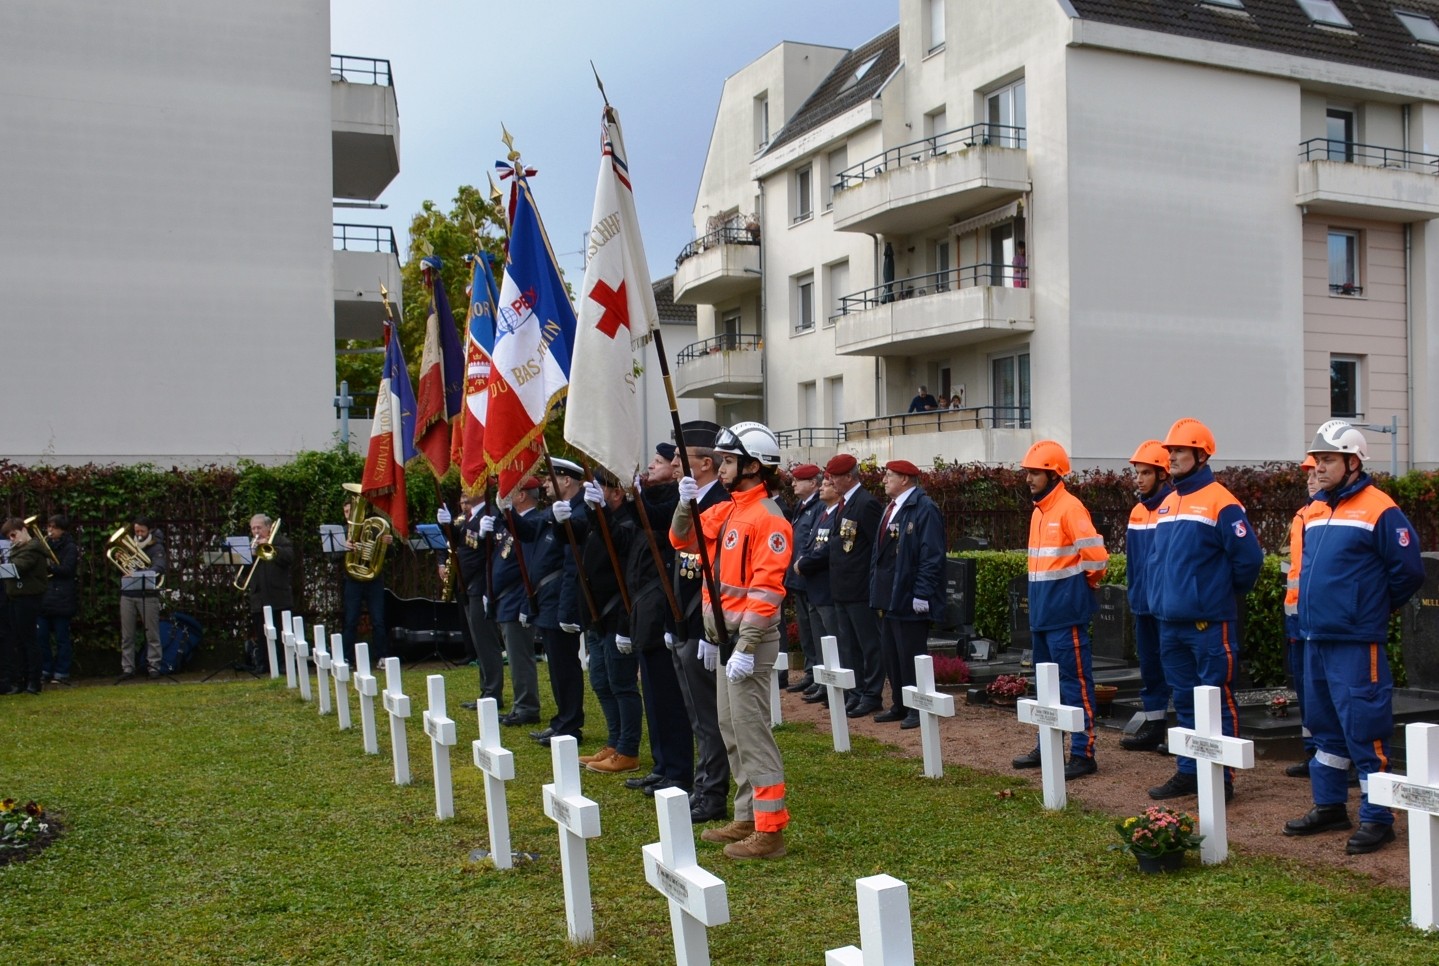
{"left": 1363, "top": 414, "right": 1400, "bottom": 477}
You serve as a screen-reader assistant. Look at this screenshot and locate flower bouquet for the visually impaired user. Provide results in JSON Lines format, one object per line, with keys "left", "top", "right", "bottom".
{"left": 1114, "top": 805, "right": 1203, "bottom": 872}
{"left": 1268, "top": 694, "right": 1290, "bottom": 718}
{"left": 0, "top": 798, "right": 57, "bottom": 866}
{"left": 985, "top": 673, "right": 1029, "bottom": 706}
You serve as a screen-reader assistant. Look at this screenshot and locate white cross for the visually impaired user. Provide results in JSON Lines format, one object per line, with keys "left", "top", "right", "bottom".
{"left": 825, "top": 873, "right": 915, "bottom": 966}
{"left": 381, "top": 656, "right": 411, "bottom": 785}
{"left": 903, "top": 655, "right": 956, "bottom": 778}
{"left": 281, "top": 608, "right": 296, "bottom": 688}
{"left": 1368, "top": 722, "right": 1439, "bottom": 929}
{"left": 261, "top": 605, "right": 279, "bottom": 678}
{"left": 1167, "top": 684, "right": 1254, "bottom": 865}
{"left": 471, "top": 697, "right": 516, "bottom": 870}
{"left": 1016, "top": 663, "right": 1085, "bottom": 811}
{"left": 769, "top": 650, "right": 790, "bottom": 728}
{"left": 423, "top": 674, "right": 457, "bottom": 820}
{"left": 812, "top": 634, "right": 856, "bottom": 753}
{"left": 329, "top": 633, "right": 352, "bottom": 731}
{"left": 541, "top": 734, "right": 602, "bottom": 944}
{"left": 643, "top": 786, "right": 729, "bottom": 966}
{"left": 312, "top": 624, "right": 332, "bottom": 716}
{"left": 293, "top": 616, "right": 312, "bottom": 703}
{"left": 353, "top": 642, "right": 379, "bottom": 755}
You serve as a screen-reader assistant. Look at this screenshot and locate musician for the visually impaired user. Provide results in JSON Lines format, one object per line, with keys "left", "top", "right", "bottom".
{"left": 245, "top": 514, "right": 293, "bottom": 648}
{"left": 39, "top": 514, "right": 79, "bottom": 684}
{"left": 119, "top": 517, "right": 167, "bottom": 680}
{"left": 2, "top": 517, "right": 49, "bottom": 694}
{"left": 342, "top": 493, "right": 390, "bottom": 663}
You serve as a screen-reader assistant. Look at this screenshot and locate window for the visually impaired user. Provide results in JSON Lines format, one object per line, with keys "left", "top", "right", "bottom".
{"left": 1397, "top": 10, "right": 1439, "bottom": 45}
{"left": 1297, "top": 0, "right": 1352, "bottom": 28}
{"left": 1203, "top": 0, "right": 1245, "bottom": 7}
{"left": 721, "top": 310, "right": 741, "bottom": 349}
{"left": 933, "top": 240, "right": 951, "bottom": 292}
{"left": 793, "top": 165, "right": 813, "bottom": 224}
{"left": 793, "top": 273, "right": 815, "bottom": 333}
{"left": 826, "top": 260, "right": 849, "bottom": 324}
{"left": 800, "top": 381, "right": 818, "bottom": 425}
{"left": 991, "top": 349, "right": 1031, "bottom": 427}
{"left": 986, "top": 79, "right": 1027, "bottom": 148}
{"left": 839, "top": 54, "right": 881, "bottom": 93}
{"left": 825, "top": 146, "right": 847, "bottom": 209}
{"left": 1326, "top": 108, "right": 1354, "bottom": 162}
{"left": 826, "top": 376, "right": 845, "bottom": 425}
{"left": 1330, "top": 355, "right": 1362, "bottom": 418}
{"left": 1328, "top": 230, "right": 1361, "bottom": 295}
{"left": 925, "top": 0, "right": 946, "bottom": 54}
{"left": 754, "top": 93, "right": 770, "bottom": 150}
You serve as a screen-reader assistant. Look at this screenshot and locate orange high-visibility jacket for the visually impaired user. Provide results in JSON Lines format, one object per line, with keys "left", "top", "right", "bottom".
{"left": 1027, "top": 481, "right": 1107, "bottom": 631}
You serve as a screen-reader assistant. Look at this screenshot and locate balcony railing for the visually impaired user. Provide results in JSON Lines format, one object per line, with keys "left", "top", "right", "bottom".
{"left": 676, "top": 333, "right": 763, "bottom": 363}
{"left": 844, "top": 406, "right": 1031, "bottom": 439}
{"left": 775, "top": 426, "right": 846, "bottom": 448}
{"left": 837, "top": 264, "right": 1024, "bottom": 314}
{"left": 833, "top": 123, "right": 1027, "bottom": 192}
{"left": 1298, "top": 138, "right": 1439, "bottom": 172}
{"left": 674, "top": 225, "right": 761, "bottom": 269}
{"left": 334, "top": 223, "right": 399, "bottom": 254}
{"left": 331, "top": 54, "right": 393, "bottom": 86}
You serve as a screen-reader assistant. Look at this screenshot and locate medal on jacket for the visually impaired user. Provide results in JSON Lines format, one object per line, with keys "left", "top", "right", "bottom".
{"left": 888, "top": 522, "right": 900, "bottom": 541}
{"left": 840, "top": 518, "right": 857, "bottom": 552}
{"left": 680, "top": 551, "right": 699, "bottom": 580}
{"left": 815, "top": 526, "right": 830, "bottom": 546}
{"left": 465, "top": 530, "right": 479, "bottom": 549}
{"left": 500, "top": 534, "right": 514, "bottom": 560}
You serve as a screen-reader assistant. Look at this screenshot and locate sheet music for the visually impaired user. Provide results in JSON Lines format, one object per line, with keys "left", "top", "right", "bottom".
{"left": 320, "top": 524, "right": 347, "bottom": 554}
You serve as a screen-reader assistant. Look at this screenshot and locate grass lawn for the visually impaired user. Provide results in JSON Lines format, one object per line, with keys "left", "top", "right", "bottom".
{"left": 1, "top": 668, "right": 1434, "bottom": 964}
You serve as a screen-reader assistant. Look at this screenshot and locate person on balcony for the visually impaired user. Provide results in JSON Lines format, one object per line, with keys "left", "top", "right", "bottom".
{"left": 1012, "top": 241, "right": 1028, "bottom": 288}
{"left": 906, "top": 386, "right": 938, "bottom": 413}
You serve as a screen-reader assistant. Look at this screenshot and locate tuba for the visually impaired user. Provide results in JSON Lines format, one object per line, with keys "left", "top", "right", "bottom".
{"left": 342, "top": 483, "right": 390, "bottom": 581}
{"left": 107, "top": 526, "right": 164, "bottom": 589}
{"left": 234, "top": 518, "right": 281, "bottom": 591}
{"left": 23, "top": 516, "right": 59, "bottom": 567}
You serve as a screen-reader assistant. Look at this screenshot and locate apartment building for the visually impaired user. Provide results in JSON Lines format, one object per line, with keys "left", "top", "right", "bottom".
{"left": 676, "top": 0, "right": 1439, "bottom": 469}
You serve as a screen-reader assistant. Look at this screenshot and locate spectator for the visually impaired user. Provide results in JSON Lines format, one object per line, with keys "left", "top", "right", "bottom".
{"left": 1013, "top": 241, "right": 1028, "bottom": 288}
{"left": 906, "top": 386, "right": 938, "bottom": 413}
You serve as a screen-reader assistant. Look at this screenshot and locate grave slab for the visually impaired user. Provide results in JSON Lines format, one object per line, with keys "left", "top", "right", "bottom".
{"left": 812, "top": 634, "right": 856, "bottom": 753}
{"left": 262, "top": 605, "right": 279, "bottom": 678}
{"left": 329, "top": 633, "right": 352, "bottom": 730}
{"left": 769, "top": 650, "right": 789, "bottom": 728}
{"left": 312, "top": 625, "right": 332, "bottom": 716}
{"left": 353, "top": 642, "right": 379, "bottom": 754}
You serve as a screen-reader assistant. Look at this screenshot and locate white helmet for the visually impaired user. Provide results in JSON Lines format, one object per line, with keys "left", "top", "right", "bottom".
{"left": 1308, "top": 419, "right": 1369, "bottom": 462}
{"left": 714, "top": 420, "right": 782, "bottom": 468}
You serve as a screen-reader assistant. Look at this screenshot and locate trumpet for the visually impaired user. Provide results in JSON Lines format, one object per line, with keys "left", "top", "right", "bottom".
{"left": 23, "top": 515, "right": 59, "bottom": 567}
{"left": 107, "top": 526, "right": 164, "bottom": 589}
{"left": 234, "top": 518, "right": 282, "bottom": 591}
{"left": 342, "top": 483, "right": 390, "bottom": 581}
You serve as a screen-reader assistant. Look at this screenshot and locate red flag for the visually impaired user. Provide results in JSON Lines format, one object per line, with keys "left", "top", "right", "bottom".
{"left": 457, "top": 252, "right": 501, "bottom": 493}
{"left": 361, "top": 320, "right": 416, "bottom": 536}
{"left": 413, "top": 257, "right": 465, "bottom": 477}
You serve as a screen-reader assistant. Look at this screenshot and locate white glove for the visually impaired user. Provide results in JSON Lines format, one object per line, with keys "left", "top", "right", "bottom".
{"left": 615, "top": 635, "right": 633, "bottom": 655}
{"left": 663, "top": 632, "right": 675, "bottom": 650}
{"left": 583, "top": 480, "right": 604, "bottom": 507}
{"left": 726, "top": 650, "right": 756, "bottom": 682}
{"left": 482, "top": 595, "right": 489, "bottom": 612}
{"left": 436, "top": 505, "right": 452, "bottom": 526}
{"left": 697, "top": 639, "right": 718, "bottom": 672}
{"left": 559, "top": 622, "right": 582, "bottom": 634}
{"left": 634, "top": 474, "right": 645, "bottom": 492}
{"left": 478, "top": 515, "right": 495, "bottom": 536}
{"left": 518, "top": 612, "right": 529, "bottom": 627}
{"left": 497, "top": 496, "right": 513, "bottom": 512}
{"left": 912, "top": 597, "right": 930, "bottom": 615}
{"left": 678, "top": 476, "right": 698, "bottom": 504}
{"left": 551, "top": 500, "right": 572, "bottom": 523}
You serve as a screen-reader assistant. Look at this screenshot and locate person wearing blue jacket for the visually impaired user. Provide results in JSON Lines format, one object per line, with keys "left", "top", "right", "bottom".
{"left": 1147, "top": 419, "right": 1263, "bottom": 802}
{"left": 783, "top": 464, "right": 826, "bottom": 693}
{"left": 868, "top": 460, "right": 946, "bottom": 729}
{"left": 1283, "top": 421, "right": 1424, "bottom": 855}
{"left": 488, "top": 480, "right": 541, "bottom": 728}
{"left": 1120, "top": 441, "right": 1173, "bottom": 753}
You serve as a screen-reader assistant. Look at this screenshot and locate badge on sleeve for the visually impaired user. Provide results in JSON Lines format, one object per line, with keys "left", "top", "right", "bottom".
{"left": 1232, "top": 521, "right": 1247, "bottom": 538}
{"left": 1398, "top": 528, "right": 1412, "bottom": 547}
{"left": 769, "top": 532, "right": 787, "bottom": 554}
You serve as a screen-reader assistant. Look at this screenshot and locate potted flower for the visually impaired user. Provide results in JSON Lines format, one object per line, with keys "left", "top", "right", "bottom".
{"left": 985, "top": 673, "right": 1029, "bottom": 707}
{"left": 1268, "top": 694, "right": 1290, "bottom": 718}
{"left": 0, "top": 798, "right": 58, "bottom": 867}
{"left": 1114, "top": 805, "right": 1203, "bottom": 873}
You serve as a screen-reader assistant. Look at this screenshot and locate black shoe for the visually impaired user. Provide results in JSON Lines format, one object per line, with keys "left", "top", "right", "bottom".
{"left": 1285, "top": 756, "right": 1312, "bottom": 778}
{"left": 900, "top": 712, "right": 921, "bottom": 730}
{"left": 148, "top": 670, "right": 162, "bottom": 679}
{"left": 1120, "top": 719, "right": 1167, "bottom": 752}
{"left": 1283, "top": 804, "right": 1352, "bottom": 837}
{"left": 460, "top": 700, "right": 479, "bottom": 712}
{"left": 1148, "top": 772, "right": 1199, "bottom": 800}
{"left": 847, "top": 700, "right": 881, "bottom": 718}
{"left": 501, "top": 712, "right": 541, "bottom": 726}
{"left": 644, "top": 778, "right": 691, "bottom": 797}
{"left": 1346, "top": 822, "right": 1395, "bottom": 854}
{"left": 536, "top": 731, "right": 580, "bottom": 748}
{"left": 844, "top": 695, "right": 860, "bottom": 713}
{"left": 1012, "top": 748, "right": 1042, "bottom": 769}
{"left": 802, "top": 688, "right": 827, "bottom": 704}
{"left": 24, "top": 686, "right": 42, "bottom": 695}
{"left": 873, "top": 707, "right": 905, "bottom": 723}
{"left": 117, "top": 671, "right": 135, "bottom": 681}
{"left": 529, "top": 727, "right": 558, "bottom": 743}
{"left": 786, "top": 674, "right": 814, "bottom": 693}
{"left": 625, "top": 771, "right": 664, "bottom": 790}
{"left": 690, "top": 801, "right": 727, "bottom": 823}
{"left": 1064, "top": 756, "right": 1097, "bottom": 780}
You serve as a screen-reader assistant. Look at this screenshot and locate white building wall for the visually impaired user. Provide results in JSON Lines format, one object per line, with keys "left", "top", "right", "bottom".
{"left": 0, "top": 0, "right": 336, "bottom": 464}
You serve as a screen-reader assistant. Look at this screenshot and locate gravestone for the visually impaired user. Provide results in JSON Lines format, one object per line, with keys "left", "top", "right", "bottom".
{"left": 471, "top": 697, "right": 516, "bottom": 869}
{"left": 293, "top": 618, "right": 312, "bottom": 702}
{"left": 353, "top": 641, "right": 380, "bottom": 754}
{"left": 381, "top": 656, "right": 411, "bottom": 785}
{"left": 1091, "top": 584, "right": 1132, "bottom": 663}
{"left": 423, "top": 674, "right": 457, "bottom": 820}
{"left": 1008, "top": 574, "right": 1031, "bottom": 655}
{"left": 642, "top": 787, "right": 730, "bottom": 966}
{"left": 542, "top": 734, "right": 602, "bottom": 944}
{"left": 1401, "top": 554, "right": 1439, "bottom": 691}
{"left": 262, "top": 605, "right": 279, "bottom": 678}
{"left": 329, "top": 633, "right": 352, "bottom": 731}
{"left": 281, "top": 607, "right": 297, "bottom": 688}
{"left": 952, "top": 536, "right": 988, "bottom": 552}
{"left": 936, "top": 556, "right": 977, "bottom": 641}
{"left": 312, "top": 625, "right": 332, "bottom": 716}
{"left": 903, "top": 654, "right": 956, "bottom": 778}
{"left": 812, "top": 634, "right": 856, "bottom": 753}
{"left": 825, "top": 874, "right": 915, "bottom": 966}
{"left": 769, "top": 650, "right": 789, "bottom": 728}
{"left": 1167, "top": 685, "right": 1254, "bottom": 865}
{"left": 1369, "top": 722, "right": 1439, "bottom": 930}
{"left": 1016, "top": 662, "right": 1084, "bottom": 811}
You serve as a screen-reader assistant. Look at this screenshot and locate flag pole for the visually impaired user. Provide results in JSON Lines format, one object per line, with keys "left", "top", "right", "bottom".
{"left": 631, "top": 477, "right": 684, "bottom": 624}
{"left": 538, "top": 446, "right": 601, "bottom": 624}
{"left": 578, "top": 461, "right": 632, "bottom": 615}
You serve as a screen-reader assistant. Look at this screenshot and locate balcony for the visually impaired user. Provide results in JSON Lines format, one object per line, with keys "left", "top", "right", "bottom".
{"left": 673, "top": 334, "right": 763, "bottom": 399}
{"left": 332, "top": 55, "right": 401, "bottom": 201}
{"left": 831, "top": 124, "right": 1030, "bottom": 235}
{"left": 1296, "top": 139, "right": 1439, "bottom": 222}
{"left": 673, "top": 225, "right": 762, "bottom": 306}
{"left": 842, "top": 408, "right": 1034, "bottom": 466}
{"left": 833, "top": 266, "right": 1033, "bottom": 357}
{"left": 334, "top": 224, "right": 402, "bottom": 341}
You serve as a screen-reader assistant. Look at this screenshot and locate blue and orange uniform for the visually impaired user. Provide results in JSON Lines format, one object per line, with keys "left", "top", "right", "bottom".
{"left": 1126, "top": 482, "right": 1172, "bottom": 732}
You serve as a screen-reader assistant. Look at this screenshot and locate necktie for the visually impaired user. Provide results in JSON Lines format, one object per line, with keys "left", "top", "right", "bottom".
{"left": 880, "top": 501, "right": 896, "bottom": 539}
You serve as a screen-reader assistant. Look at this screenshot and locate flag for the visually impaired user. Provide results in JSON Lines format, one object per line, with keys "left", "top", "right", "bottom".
{"left": 455, "top": 251, "right": 501, "bottom": 493}
{"left": 564, "top": 107, "right": 658, "bottom": 484}
{"left": 361, "top": 319, "right": 417, "bottom": 536}
{"left": 412, "top": 256, "right": 465, "bottom": 477}
{"left": 482, "top": 173, "right": 576, "bottom": 499}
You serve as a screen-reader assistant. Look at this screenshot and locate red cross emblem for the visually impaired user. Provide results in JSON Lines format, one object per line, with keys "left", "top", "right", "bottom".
{"left": 587, "top": 279, "right": 630, "bottom": 339}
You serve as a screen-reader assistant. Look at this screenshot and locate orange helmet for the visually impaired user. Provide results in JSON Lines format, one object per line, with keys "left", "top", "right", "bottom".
{"left": 1162, "top": 418, "right": 1216, "bottom": 456}
{"left": 1129, "top": 440, "right": 1170, "bottom": 471}
{"left": 1300, "top": 454, "right": 1316, "bottom": 471}
{"left": 1021, "top": 440, "right": 1070, "bottom": 476}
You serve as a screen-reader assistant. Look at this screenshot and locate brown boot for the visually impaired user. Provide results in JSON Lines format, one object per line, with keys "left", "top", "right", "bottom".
{"left": 723, "top": 830, "right": 786, "bottom": 860}
{"left": 586, "top": 753, "right": 640, "bottom": 774}
{"left": 700, "top": 820, "right": 755, "bottom": 844}
{"left": 578, "top": 746, "right": 615, "bottom": 765}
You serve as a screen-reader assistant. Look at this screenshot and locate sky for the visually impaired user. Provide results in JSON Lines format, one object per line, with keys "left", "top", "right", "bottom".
{"left": 330, "top": 0, "right": 899, "bottom": 284}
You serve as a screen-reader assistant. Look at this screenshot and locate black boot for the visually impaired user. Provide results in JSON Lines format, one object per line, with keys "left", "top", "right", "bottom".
{"left": 1284, "top": 754, "right": 1313, "bottom": 779}
{"left": 1120, "top": 719, "right": 1166, "bottom": 752}
{"left": 1283, "top": 804, "right": 1352, "bottom": 837}
{"left": 1011, "top": 748, "right": 1042, "bottom": 769}
{"left": 1346, "top": 822, "right": 1395, "bottom": 854}
{"left": 1148, "top": 772, "right": 1198, "bottom": 800}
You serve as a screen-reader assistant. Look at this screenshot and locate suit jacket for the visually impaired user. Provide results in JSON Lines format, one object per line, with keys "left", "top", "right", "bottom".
{"left": 826, "top": 484, "right": 880, "bottom": 603}
{"left": 869, "top": 487, "right": 946, "bottom": 619}
{"left": 784, "top": 495, "right": 824, "bottom": 593}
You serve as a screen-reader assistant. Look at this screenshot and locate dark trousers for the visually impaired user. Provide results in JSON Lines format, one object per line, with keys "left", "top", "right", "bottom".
{"left": 879, "top": 616, "right": 928, "bottom": 710}
{"left": 1032, "top": 624, "right": 1098, "bottom": 761}
{"left": 1134, "top": 612, "right": 1171, "bottom": 717}
{"left": 832, "top": 599, "right": 882, "bottom": 703}
{"left": 9, "top": 597, "right": 43, "bottom": 691}
{"left": 544, "top": 627, "right": 585, "bottom": 737}
{"left": 673, "top": 635, "right": 729, "bottom": 808}
{"left": 37, "top": 614, "right": 73, "bottom": 679}
{"left": 792, "top": 591, "right": 820, "bottom": 671}
{"left": 641, "top": 645, "right": 695, "bottom": 785}
{"left": 342, "top": 577, "right": 387, "bottom": 661}
{"left": 464, "top": 595, "right": 505, "bottom": 704}
{"left": 588, "top": 631, "right": 641, "bottom": 757}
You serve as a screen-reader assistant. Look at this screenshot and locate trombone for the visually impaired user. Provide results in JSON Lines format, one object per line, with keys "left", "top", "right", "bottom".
{"left": 23, "top": 515, "right": 59, "bottom": 567}
{"left": 234, "top": 517, "right": 282, "bottom": 591}
{"left": 106, "top": 526, "right": 164, "bottom": 590}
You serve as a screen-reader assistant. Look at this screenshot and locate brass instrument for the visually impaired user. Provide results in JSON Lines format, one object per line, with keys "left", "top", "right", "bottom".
{"left": 342, "top": 483, "right": 391, "bottom": 582}
{"left": 23, "top": 515, "right": 59, "bottom": 567}
{"left": 107, "top": 526, "right": 164, "bottom": 590}
{"left": 233, "top": 518, "right": 281, "bottom": 591}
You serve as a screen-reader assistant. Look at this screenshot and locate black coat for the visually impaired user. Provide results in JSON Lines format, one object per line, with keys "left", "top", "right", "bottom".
{"left": 246, "top": 533, "right": 294, "bottom": 614}
{"left": 824, "top": 485, "right": 881, "bottom": 603}
{"left": 784, "top": 495, "right": 824, "bottom": 593}
{"left": 41, "top": 533, "right": 79, "bottom": 617}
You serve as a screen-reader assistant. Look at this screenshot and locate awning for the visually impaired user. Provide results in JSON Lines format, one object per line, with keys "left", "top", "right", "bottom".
{"left": 951, "top": 200, "right": 1021, "bottom": 237}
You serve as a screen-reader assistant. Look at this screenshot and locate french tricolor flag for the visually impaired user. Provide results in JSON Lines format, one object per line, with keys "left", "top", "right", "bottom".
{"left": 361, "top": 319, "right": 417, "bottom": 536}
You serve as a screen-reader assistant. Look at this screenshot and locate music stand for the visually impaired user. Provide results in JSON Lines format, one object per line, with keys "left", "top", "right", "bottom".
{"left": 320, "top": 524, "right": 347, "bottom": 556}
{"left": 114, "top": 572, "right": 179, "bottom": 684}
{"left": 200, "top": 538, "right": 262, "bottom": 682}
{"left": 404, "top": 525, "right": 459, "bottom": 669}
